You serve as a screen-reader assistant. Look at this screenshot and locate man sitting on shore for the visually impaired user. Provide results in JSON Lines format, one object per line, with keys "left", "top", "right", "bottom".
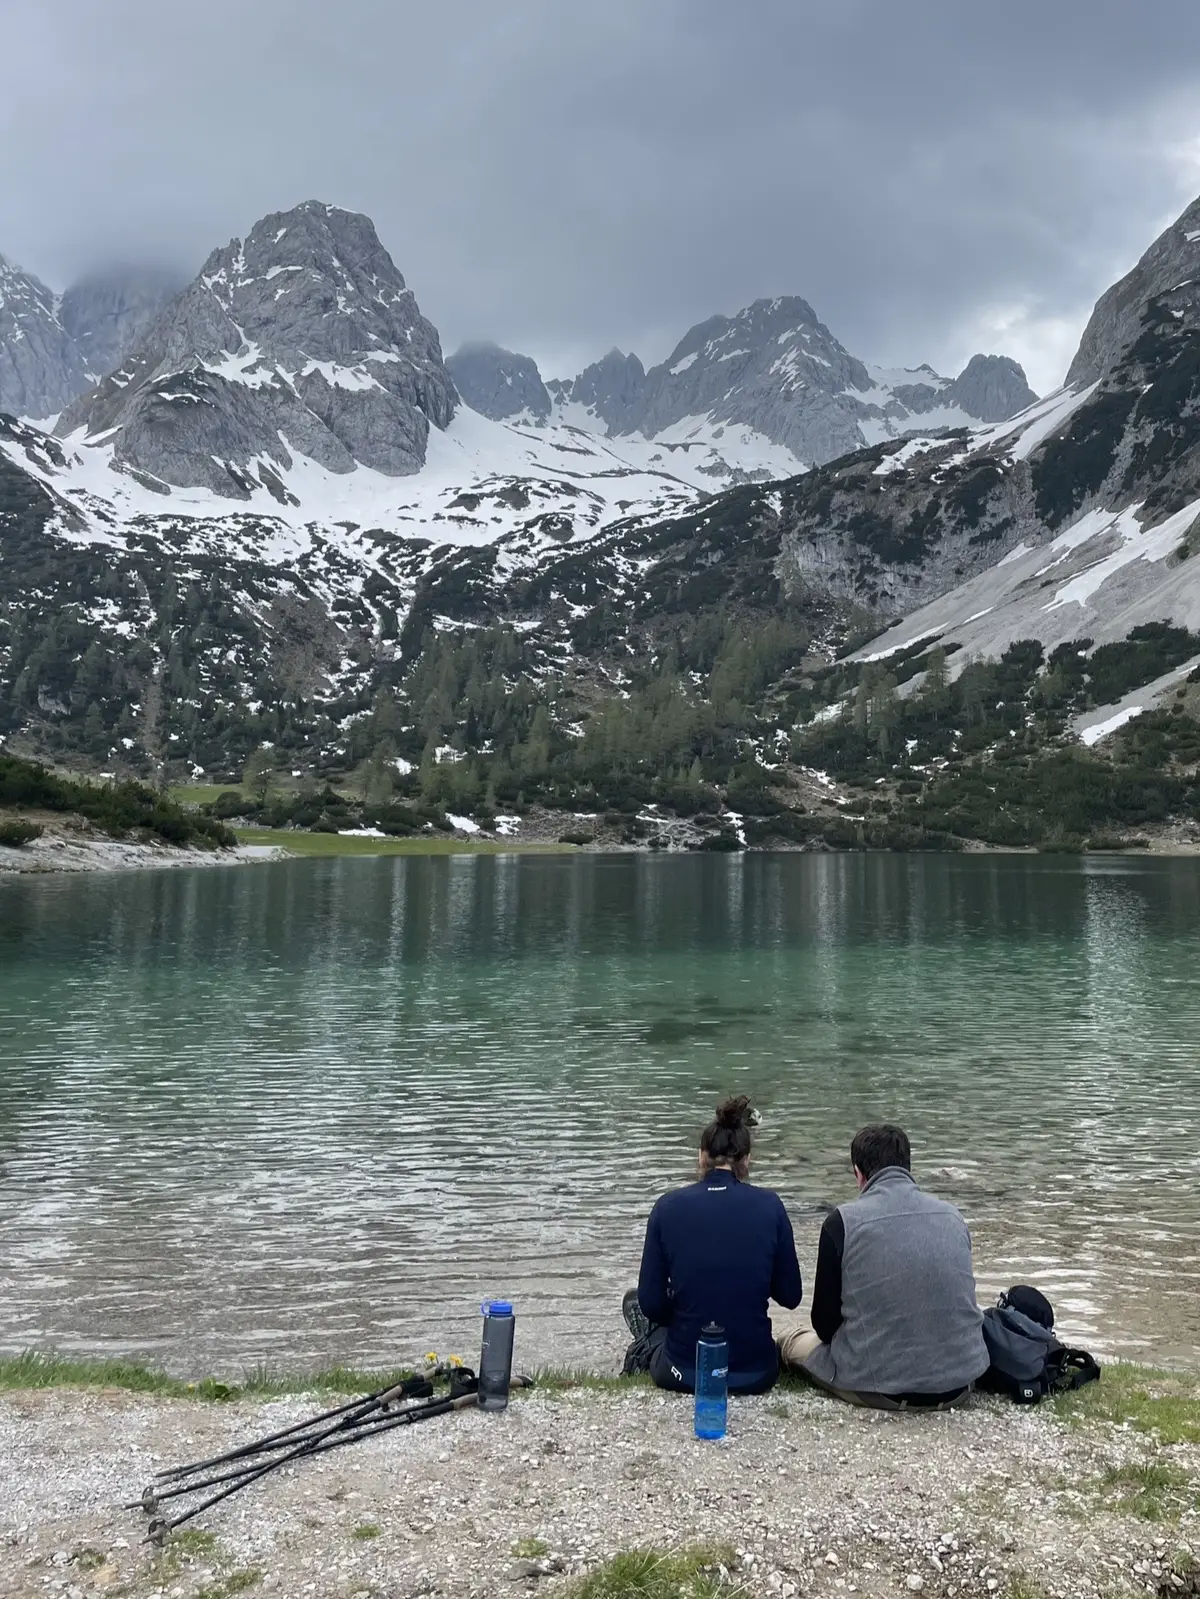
{"left": 778, "top": 1124, "right": 988, "bottom": 1410}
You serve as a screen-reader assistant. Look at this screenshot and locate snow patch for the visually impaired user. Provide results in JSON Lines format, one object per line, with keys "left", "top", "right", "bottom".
{"left": 1079, "top": 707, "right": 1143, "bottom": 747}
{"left": 1044, "top": 497, "right": 1200, "bottom": 612}
{"left": 969, "top": 383, "right": 1099, "bottom": 463}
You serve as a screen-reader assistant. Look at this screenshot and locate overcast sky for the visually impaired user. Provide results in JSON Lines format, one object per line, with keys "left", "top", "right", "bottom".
{"left": 4, "top": 0, "right": 1200, "bottom": 393}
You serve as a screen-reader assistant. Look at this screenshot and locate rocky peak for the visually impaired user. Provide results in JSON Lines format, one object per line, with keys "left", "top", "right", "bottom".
{"left": 544, "top": 293, "right": 1038, "bottom": 469}
{"left": 551, "top": 348, "right": 647, "bottom": 431}
{"left": 1067, "top": 194, "right": 1200, "bottom": 389}
{"left": 0, "top": 254, "right": 88, "bottom": 418}
{"left": 943, "top": 354, "right": 1037, "bottom": 423}
{"left": 648, "top": 295, "right": 869, "bottom": 415}
{"left": 653, "top": 295, "right": 849, "bottom": 385}
{"left": 447, "top": 341, "right": 551, "bottom": 421}
{"left": 625, "top": 296, "right": 875, "bottom": 463}
{"left": 59, "top": 266, "right": 183, "bottom": 382}
{"left": 56, "top": 201, "right": 457, "bottom": 497}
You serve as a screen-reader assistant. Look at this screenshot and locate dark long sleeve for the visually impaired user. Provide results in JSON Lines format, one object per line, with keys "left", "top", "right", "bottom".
{"left": 770, "top": 1201, "right": 803, "bottom": 1310}
{"left": 636, "top": 1201, "right": 673, "bottom": 1324}
{"left": 810, "top": 1208, "right": 846, "bottom": 1344}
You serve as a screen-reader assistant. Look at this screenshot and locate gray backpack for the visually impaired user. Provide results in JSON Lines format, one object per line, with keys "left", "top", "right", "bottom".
{"left": 979, "top": 1304, "right": 1100, "bottom": 1404}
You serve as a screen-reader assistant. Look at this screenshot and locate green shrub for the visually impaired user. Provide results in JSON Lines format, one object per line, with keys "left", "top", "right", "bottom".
{"left": 693, "top": 830, "right": 743, "bottom": 852}
{"left": 0, "top": 819, "right": 43, "bottom": 848}
{"left": 0, "top": 757, "right": 234, "bottom": 849}
{"left": 211, "top": 791, "right": 254, "bottom": 820}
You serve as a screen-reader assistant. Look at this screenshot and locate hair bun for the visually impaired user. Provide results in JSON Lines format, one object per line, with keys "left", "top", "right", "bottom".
{"left": 715, "top": 1094, "right": 756, "bottom": 1130}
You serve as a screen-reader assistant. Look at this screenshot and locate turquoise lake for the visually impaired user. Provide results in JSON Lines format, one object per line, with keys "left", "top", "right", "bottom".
{"left": 0, "top": 852, "right": 1197, "bottom": 1375}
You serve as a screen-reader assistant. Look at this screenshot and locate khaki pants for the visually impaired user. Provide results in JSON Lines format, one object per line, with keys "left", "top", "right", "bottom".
{"left": 777, "top": 1327, "right": 969, "bottom": 1413}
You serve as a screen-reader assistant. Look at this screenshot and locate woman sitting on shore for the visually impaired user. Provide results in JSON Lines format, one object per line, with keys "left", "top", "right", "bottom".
{"left": 622, "top": 1095, "right": 803, "bottom": 1394}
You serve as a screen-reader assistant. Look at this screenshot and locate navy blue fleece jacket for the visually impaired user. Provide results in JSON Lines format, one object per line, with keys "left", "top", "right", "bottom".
{"left": 637, "top": 1169, "right": 803, "bottom": 1390}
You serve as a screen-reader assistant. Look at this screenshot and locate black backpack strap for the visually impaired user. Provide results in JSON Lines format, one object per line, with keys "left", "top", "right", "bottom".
{"left": 1054, "top": 1348, "right": 1101, "bottom": 1391}
{"left": 448, "top": 1366, "right": 479, "bottom": 1400}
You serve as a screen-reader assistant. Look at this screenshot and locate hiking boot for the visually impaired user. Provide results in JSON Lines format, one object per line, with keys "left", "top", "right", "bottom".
{"left": 622, "top": 1288, "right": 652, "bottom": 1341}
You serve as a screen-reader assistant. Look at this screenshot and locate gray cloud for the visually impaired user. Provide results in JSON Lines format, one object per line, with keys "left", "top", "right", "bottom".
{"left": 4, "top": 0, "right": 1200, "bottom": 392}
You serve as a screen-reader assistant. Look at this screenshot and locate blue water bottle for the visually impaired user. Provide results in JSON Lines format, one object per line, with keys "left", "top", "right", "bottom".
{"left": 694, "top": 1322, "right": 728, "bottom": 1440}
{"left": 478, "top": 1300, "right": 516, "bottom": 1411}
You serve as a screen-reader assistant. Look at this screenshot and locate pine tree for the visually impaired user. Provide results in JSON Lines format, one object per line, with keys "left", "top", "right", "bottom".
{"left": 869, "top": 674, "right": 900, "bottom": 758}
{"left": 922, "top": 647, "right": 950, "bottom": 719}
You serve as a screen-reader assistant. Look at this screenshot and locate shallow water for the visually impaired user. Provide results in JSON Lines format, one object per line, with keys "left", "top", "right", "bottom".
{"left": 0, "top": 853, "right": 1198, "bottom": 1375}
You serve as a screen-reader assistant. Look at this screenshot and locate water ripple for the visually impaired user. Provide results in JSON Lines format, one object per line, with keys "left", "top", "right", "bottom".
{"left": 0, "top": 853, "right": 1197, "bottom": 1373}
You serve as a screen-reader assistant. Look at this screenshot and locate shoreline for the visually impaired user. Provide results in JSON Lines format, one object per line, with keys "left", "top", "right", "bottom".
{"left": 0, "top": 833, "right": 287, "bottom": 876}
{"left": 0, "top": 1358, "right": 1195, "bottom": 1599}
{"left": 3, "top": 817, "right": 1200, "bottom": 875}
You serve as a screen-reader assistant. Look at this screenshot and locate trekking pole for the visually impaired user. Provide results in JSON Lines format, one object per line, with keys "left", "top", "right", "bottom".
{"left": 144, "top": 1390, "right": 475, "bottom": 1546}
{"left": 134, "top": 1386, "right": 438, "bottom": 1512}
{"left": 151, "top": 1376, "right": 432, "bottom": 1483}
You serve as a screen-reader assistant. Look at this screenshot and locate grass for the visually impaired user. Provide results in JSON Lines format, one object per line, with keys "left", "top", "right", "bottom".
{"left": 1097, "top": 1460, "right": 1198, "bottom": 1523}
{"left": 196, "top": 1571, "right": 262, "bottom": 1599}
{"left": 532, "top": 1367, "right": 651, "bottom": 1393}
{"left": 1004, "top": 1577, "right": 1050, "bottom": 1599}
{"left": 173, "top": 1530, "right": 219, "bottom": 1554}
{"left": 1054, "top": 1360, "right": 1200, "bottom": 1445}
{"left": 4, "top": 1350, "right": 1199, "bottom": 1447}
{"left": 0, "top": 1351, "right": 652, "bottom": 1402}
{"left": 513, "top": 1537, "right": 551, "bottom": 1559}
{"left": 143, "top": 1525, "right": 262, "bottom": 1598}
{"left": 0, "top": 1350, "right": 421, "bottom": 1400}
{"left": 352, "top": 1523, "right": 382, "bottom": 1541}
{"left": 234, "top": 827, "right": 573, "bottom": 857}
{"left": 568, "top": 1546, "right": 747, "bottom": 1599}
{"left": 170, "top": 784, "right": 242, "bottom": 806}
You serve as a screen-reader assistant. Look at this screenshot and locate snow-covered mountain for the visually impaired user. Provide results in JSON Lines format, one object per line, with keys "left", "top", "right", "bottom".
{"left": 452, "top": 304, "right": 1037, "bottom": 472}
{"left": 800, "top": 194, "right": 1200, "bottom": 735}
{"left": 4, "top": 189, "right": 1198, "bottom": 780}
{"left": 56, "top": 202, "right": 458, "bottom": 495}
{"left": 3, "top": 200, "right": 1038, "bottom": 544}
{"left": 0, "top": 256, "right": 175, "bottom": 419}
{"left": 543, "top": 298, "right": 1037, "bottom": 464}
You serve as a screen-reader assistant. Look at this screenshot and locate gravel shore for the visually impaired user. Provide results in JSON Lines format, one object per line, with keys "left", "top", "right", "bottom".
{"left": 1, "top": 1383, "right": 1195, "bottom": 1599}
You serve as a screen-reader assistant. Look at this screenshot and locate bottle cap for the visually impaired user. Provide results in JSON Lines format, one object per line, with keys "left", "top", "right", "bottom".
{"left": 701, "top": 1322, "right": 725, "bottom": 1338}
{"left": 482, "top": 1300, "right": 514, "bottom": 1316}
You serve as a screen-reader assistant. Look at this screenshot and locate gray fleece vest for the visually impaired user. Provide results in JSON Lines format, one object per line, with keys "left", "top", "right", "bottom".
{"left": 810, "top": 1166, "right": 988, "bottom": 1396}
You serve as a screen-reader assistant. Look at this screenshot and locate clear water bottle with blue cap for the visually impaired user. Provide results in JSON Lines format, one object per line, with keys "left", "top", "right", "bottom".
{"left": 478, "top": 1300, "right": 516, "bottom": 1411}
{"left": 694, "top": 1322, "right": 728, "bottom": 1440}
